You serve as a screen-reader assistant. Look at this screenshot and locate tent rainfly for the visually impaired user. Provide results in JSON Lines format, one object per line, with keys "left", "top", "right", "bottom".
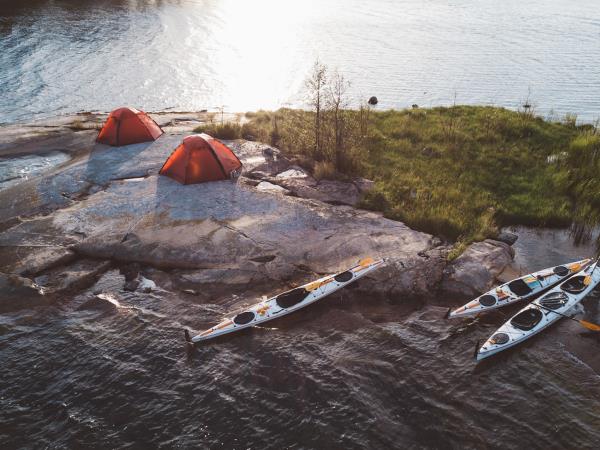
{"left": 97, "top": 107, "right": 163, "bottom": 146}
{"left": 159, "top": 134, "right": 242, "bottom": 184}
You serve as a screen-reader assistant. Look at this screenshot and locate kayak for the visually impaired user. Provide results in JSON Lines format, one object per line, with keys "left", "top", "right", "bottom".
{"left": 476, "top": 260, "right": 600, "bottom": 360}
{"left": 185, "top": 257, "right": 385, "bottom": 343}
{"left": 447, "top": 258, "right": 591, "bottom": 319}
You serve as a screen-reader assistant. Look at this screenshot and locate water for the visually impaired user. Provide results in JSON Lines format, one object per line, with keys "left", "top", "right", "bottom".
{"left": 1, "top": 231, "right": 599, "bottom": 448}
{"left": 1, "top": 0, "right": 600, "bottom": 124}
{"left": 0, "top": 152, "right": 70, "bottom": 190}
{"left": 509, "top": 226, "right": 600, "bottom": 270}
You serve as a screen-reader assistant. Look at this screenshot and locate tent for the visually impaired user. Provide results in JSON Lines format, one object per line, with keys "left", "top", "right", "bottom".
{"left": 97, "top": 107, "right": 163, "bottom": 146}
{"left": 159, "top": 134, "right": 243, "bottom": 184}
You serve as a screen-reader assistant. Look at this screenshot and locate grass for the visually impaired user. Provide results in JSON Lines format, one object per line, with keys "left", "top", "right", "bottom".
{"left": 313, "top": 161, "right": 337, "bottom": 180}
{"left": 193, "top": 122, "right": 242, "bottom": 140}
{"left": 68, "top": 120, "right": 101, "bottom": 131}
{"left": 562, "top": 130, "right": 600, "bottom": 245}
{"left": 244, "top": 105, "right": 597, "bottom": 247}
{"left": 192, "top": 121, "right": 263, "bottom": 141}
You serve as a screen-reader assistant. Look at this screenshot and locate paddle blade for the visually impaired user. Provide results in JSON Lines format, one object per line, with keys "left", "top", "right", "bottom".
{"left": 305, "top": 280, "right": 324, "bottom": 292}
{"left": 359, "top": 257, "right": 375, "bottom": 267}
{"left": 580, "top": 320, "right": 600, "bottom": 332}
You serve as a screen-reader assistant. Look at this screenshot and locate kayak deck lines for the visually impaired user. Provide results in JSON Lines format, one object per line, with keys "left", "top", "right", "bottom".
{"left": 476, "top": 260, "right": 600, "bottom": 360}
{"left": 447, "top": 258, "right": 591, "bottom": 319}
{"left": 185, "top": 257, "right": 385, "bottom": 344}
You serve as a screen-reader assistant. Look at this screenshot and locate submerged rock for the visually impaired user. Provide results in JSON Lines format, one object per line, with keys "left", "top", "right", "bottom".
{"left": 496, "top": 231, "right": 518, "bottom": 246}
{"left": 120, "top": 263, "right": 141, "bottom": 291}
{"left": 77, "top": 293, "right": 119, "bottom": 313}
{"left": 33, "top": 259, "right": 112, "bottom": 294}
{"left": 138, "top": 276, "right": 156, "bottom": 293}
{"left": 441, "top": 239, "right": 514, "bottom": 298}
{"left": 123, "top": 278, "right": 140, "bottom": 292}
{"left": 0, "top": 273, "right": 45, "bottom": 312}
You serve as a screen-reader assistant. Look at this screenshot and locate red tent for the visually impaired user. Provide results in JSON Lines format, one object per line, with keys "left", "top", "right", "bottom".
{"left": 97, "top": 107, "right": 163, "bottom": 146}
{"left": 159, "top": 134, "right": 242, "bottom": 184}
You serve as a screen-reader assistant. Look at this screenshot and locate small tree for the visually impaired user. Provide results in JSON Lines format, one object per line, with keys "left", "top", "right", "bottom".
{"left": 305, "top": 60, "right": 328, "bottom": 160}
{"left": 359, "top": 101, "right": 370, "bottom": 140}
{"left": 327, "top": 70, "right": 350, "bottom": 170}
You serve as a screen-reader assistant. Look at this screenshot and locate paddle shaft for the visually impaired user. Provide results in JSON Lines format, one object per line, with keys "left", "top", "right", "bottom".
{"left": 534, "top": 261, "right": 600, "bottom": 329}
{"left": 535, "top": 301, "right": 585, "bottom": 323}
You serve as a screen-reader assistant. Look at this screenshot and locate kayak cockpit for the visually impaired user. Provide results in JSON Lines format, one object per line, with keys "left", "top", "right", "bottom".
{"left": 507, "top": 279, "right": 533, "bottom": 297}
{"left": 478, "top": 294, "right": 497, "bottom": 306}
{"left": 538, "top": 291, "right": 569, "bottom": 310}
{"left": 553, "top": 265, "right": 569, "bottom": 277}
{"left": 233, "top": 311, "right": 256, "bottom": 325}
{"left": 489, "top": 332, "right": 510, "bottom": 345}
{"left": 334, "top": 271, "right": 353, "bottom": 282}
{"left": 560, "top": 276, "right": 588, "bottom": 294}
{"left": 510, "top": 308, "right": 543, "bottom": 331}
{"left": 275, "top": 288, "right": 309, "bottom": 309}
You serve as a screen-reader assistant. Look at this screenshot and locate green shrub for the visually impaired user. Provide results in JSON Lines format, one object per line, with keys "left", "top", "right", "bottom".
{"left": 193, "top": 122, "right": 241, "bottom": 140}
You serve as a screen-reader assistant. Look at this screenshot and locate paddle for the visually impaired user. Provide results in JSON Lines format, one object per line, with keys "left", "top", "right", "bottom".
{"left": 535, "top": 258, "right": 600, "bottom": 332}
{"left": 536, "top": 302, "right": 600, "bottom": 331}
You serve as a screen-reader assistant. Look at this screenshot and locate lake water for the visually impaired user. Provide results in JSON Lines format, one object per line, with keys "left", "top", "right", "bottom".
{"left": 1, "top": 204, "right": 599, "bottom": 449}
{"left": 1, "top": 0, "right": 599, "bottom": 123}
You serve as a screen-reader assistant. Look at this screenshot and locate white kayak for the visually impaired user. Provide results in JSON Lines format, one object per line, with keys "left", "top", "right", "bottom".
{"left": 447, "top": 258, "right": 591, "bottom": 319}
{"left": 476, "top": 260, "right": 600, "bottom": 360}
{"left": 186, "top": 257, "right": 385, "bottom": 343}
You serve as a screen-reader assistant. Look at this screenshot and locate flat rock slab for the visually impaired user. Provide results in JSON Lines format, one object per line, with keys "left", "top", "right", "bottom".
{"left": 1, "top": 166, "right": 439, "bottom": 297}
{"left": 0, "top": 134, "right": 282, "bottom": 226}
{"left": 57, "top": 175, "right": 436, "bottom": 287}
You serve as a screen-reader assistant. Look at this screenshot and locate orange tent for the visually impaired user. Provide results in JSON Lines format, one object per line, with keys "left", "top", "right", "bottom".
{"left": 159, "top": 134, "right": 243, "bottom": 184}
{"left": 97, "top": 107, "right": 163, "bottom": 146}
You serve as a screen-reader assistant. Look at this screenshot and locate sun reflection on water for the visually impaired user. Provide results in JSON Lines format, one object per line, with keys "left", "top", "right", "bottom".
{"left": 172, "top": 0, "right": 321, "bottom": 111}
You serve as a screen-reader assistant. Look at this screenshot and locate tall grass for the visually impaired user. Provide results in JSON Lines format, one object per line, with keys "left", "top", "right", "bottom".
{"left": 561, "top": 131, "right": 600, "bottom": 246}
{"left": 245, "top": 105, "right": 595, "bottom": 245}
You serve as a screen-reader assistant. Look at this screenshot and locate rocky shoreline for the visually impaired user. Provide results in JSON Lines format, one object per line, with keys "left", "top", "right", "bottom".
{"left": 0, "top": 112, "right": 515, "bottom": 313}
